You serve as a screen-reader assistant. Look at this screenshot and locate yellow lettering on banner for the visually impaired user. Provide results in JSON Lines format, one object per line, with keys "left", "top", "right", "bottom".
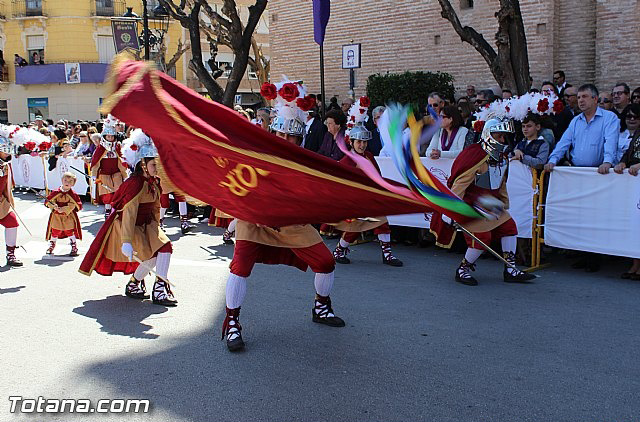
{"left": 212, "top": 156, "right": 230, "bottom": 168}
{"left": 218, "top": 163, "right": 271, "bottom": 197}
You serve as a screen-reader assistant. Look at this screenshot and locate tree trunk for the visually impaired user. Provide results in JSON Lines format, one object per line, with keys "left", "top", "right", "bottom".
{"left": 187, "top": 3, "right": 225, "bottom": 102}
{"left": 222, "top": 44, "right": 250, "bottom": 106}
{"left": 437, "top": 0, "right": 531, "bottom": 95}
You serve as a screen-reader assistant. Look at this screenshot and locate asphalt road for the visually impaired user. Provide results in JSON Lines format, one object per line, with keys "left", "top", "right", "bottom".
{"left": 1, "top": 192, "right": 639, "bottom": 422}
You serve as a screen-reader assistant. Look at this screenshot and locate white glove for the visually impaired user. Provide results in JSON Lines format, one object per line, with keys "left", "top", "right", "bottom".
{"left": 442, "top": 215, "right": 452, "bottom": 225}
{"left": 121, "top": 243, "right": 134, "bottom": 262}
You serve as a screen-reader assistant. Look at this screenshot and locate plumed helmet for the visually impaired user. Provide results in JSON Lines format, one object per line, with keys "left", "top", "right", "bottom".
{"left": 121, "top": 129, "right": 158, "bottom": 170}
{"left": 101, "top": 114, "right": 118, "bottom": 137}
{"left": 480, "top": 117, "right": 514, "bottom": 161}
{"left": 348, "top": 123, "right": 371, "bottom": 141}
{"left": 270, "top": 115, "right": 305, "bottom": 137}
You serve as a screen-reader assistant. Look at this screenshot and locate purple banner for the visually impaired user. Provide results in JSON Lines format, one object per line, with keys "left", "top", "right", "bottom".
{"left": 112, "top": 20, "right": 140, "bottom": 52}
{"left": 313, "top": 0, "right": 330, "bottom": 45}
{"left": 16, "top": 63, "right": 108, "bottom": 85}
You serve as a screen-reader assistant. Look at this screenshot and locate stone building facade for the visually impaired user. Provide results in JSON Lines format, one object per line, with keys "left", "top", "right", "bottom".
{"left": 269, "top": 0, "right": 640, "bottom": 101}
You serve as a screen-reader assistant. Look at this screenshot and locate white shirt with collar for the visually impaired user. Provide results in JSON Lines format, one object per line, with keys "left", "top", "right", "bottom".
{"left": 302, "top": 117, "right": 315, "bottom": 148}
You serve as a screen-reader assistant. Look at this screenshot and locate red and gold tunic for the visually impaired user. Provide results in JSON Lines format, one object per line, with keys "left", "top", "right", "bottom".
{"left": 430, "top": 143, "right": 513, "bottom": 248}
{"left": 0, "top": 162, "right": 15, "bottom": 221}
{"left": 79, "top": 173, "right": 171, "bottom": 276}
{"left": 90, "top": 144, "right": 127, "bottom": 204}
{"left": 45, "top": 188, "right": 83, "bottom": 240}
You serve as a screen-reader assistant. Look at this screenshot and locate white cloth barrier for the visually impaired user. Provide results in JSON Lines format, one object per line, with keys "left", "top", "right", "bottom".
{"left": 505, "top": 160, "right": 534, "bottom": 239}
{"left": 375, "top": 157, "right": 534, "bottom": 238}
{"left": 545, "top": 167, "right": 640, "bottom": 258}
{"left": 11, "top": 155, "right": 89, "bottom": 195}
{"left": 11, "top": 155, "right": 46, "bottom": 189}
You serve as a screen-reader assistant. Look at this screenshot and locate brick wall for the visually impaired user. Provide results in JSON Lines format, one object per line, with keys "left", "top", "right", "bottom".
{"left": 270, "top": 0, "right": 639, "bottom": 101}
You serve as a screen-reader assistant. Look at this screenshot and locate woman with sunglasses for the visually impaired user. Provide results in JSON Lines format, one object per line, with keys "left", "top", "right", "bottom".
{"left": 613, "top": 104, "right": 640, "bottom": 280}
{"left": 420, "top": 105, "right": 468, "bottom": 159}
{"left": 615, "top": 104, "right": 640, "bottom": 164}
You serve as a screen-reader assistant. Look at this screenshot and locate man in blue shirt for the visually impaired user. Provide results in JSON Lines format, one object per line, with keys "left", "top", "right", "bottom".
{"left": 544, "top": 84, "right": 620, "bottom": 174}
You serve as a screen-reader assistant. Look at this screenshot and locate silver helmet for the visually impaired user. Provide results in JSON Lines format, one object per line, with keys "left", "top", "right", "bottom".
{"left": 480, "top": 117, "right": 514, "bottom": 161}
{"left": 122, "top": 129, "right": 158, "bottom": 170}
{"left": 0, "top": 136, "right": 16, "bottom": 155}
{"left": 348, "top": 123, "right": 372, "bottom": 141}
{"left": 270, "top": 115, "right": 305, "bottom": 137}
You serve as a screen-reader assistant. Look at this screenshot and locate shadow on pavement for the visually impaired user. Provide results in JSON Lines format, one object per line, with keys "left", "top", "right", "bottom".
{"left": 0, "top": 285, "right": 26, "bottom": 294}
{"left": 73, "top": 295, "right": 170, "bottom": 339}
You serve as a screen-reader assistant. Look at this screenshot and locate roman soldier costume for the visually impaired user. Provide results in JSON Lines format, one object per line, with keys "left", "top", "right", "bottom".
{"left": 222, "top": 78, "right": 344, "bottom": 352}
{"left": 207, "top": 209, "right": 236, "bottom": 245}
{"left": 80, "top": 129, "right": 177, "bottom": 306}
{"left": 91, "top": 115, "right": 127, "bottom": 219}
{"left": 430, "top": 117, "right": 535, "bottom": 285}
{"left": 45, "top": 185, "right": 83, "bottom": 256}
{"left": 0, "top": 133, "right": 22, "bottom": 267}
{"left": 331, "top": 97, "right": 402, "bottom": 267}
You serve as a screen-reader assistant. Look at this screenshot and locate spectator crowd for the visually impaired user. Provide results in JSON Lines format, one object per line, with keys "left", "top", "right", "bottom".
{"left": 3, "top": 70, "right": 640, "bottom": 279}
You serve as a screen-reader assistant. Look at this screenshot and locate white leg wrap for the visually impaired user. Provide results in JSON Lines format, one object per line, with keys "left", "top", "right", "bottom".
{"left": 105, "top": 204, "right": 112, "bottom": 210}
{"left": 160, "top": 208, "right": 167, "bottom": 220}
{"left": 339, "top": 238, "right": 350, "bottom": 248}
{"left": 225, "top": 274, "right": 247, "bottom": 309}
{"left": 50, "top": 237, "right": 58, "bottom": 242}
{"left": 5, "top": 227, "right": 17, "bottom": 247}
{"left": 501, "top": 235, "right": 517, "bottom": 254}
{"left": 314, "top": 271, "right": 334, "bottom": 297}
{"left": 227, "top": 218, "right": 237, "bottom": 233}
{"left": 178, "top": 202, "right": 188, "bottom": 216}
{"left": 69, "top": 235, "right": 76, "bottom": 242}
{"left": 464, "top": 248, "right": 484, "bottom": 264}
{"left": 155, "top": 252, "right": 171, "bottom": 279}
{"left": 377, "top": 233, "right": 391, "bottom": 242}
{"left": 134, "top": 257, "right": 156, "bottom": 280}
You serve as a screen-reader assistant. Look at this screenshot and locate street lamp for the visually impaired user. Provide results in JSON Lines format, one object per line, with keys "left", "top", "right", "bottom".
{"left": 122, "top": 2, "right": 170, "bottom": 61}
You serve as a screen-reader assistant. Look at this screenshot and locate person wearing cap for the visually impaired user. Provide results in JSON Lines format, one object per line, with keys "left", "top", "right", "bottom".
{"left": 90, "top": 115, "right": 127, "bottom": 220}
{"left": 331, "top": 97, "right": 403, "bottom": 268}
{"left": 220, "top": 79, "right": 346, "bottom": 352}
{"left": 0, "top": 125, "right": 24, "bottom": 267}
{"left": 430, "top": 117, "right": 535, "bottom": 286}
{"left": 80, "top": 129, "right": 177, "bottom": 307}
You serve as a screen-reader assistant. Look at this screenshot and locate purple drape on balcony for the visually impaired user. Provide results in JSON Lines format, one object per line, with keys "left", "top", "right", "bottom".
{"left": 15, "top": 63, "right": 109, "bottom": 85}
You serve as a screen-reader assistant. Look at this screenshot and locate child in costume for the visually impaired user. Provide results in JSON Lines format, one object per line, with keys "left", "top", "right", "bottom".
{"left": 80, "top": 129, "right": 177, "bottom": 306}
{"left": 332, "top": 97, "right": 403, "bottom": 267}
{"left": 91, "top": 115, "right": 127, "bottom": 219}
{"left": 45, "top": 172, "right": 83, "bottom": 256}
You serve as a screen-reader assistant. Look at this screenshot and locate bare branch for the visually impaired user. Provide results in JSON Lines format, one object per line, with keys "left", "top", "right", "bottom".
{"left": 167, "top": 39, "right": 191, "bottom": 70}
{"left": 198, "top": 0, "right": 233, "bottom": 31}
{"left": 436, "top": 0, "right": 497, "bottom": 66}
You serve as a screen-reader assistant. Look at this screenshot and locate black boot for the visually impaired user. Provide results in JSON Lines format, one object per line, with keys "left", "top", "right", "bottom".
{"left": 69, "top": 240, "right": 79, "bottom": 257}
{"left": 180, "top": 216, "right": 192, "bottom": 234}
{"left": 333, "top": 244, "right": 350, "bottom": 264}
{"left": 6, "top": 246, "right": 23, "bottom": 267}
{"left": 380, "top": 241, "right": 403, "bottom": 267}
{"left": 455, "top": 259, "right": 478, "bottom": 286}
{"left": 312, "top": 295, "right": 345, "bottom": 327}
{"left": 222, "top": 307, "right": 245, "bottom": 352}
{"left": 125, "top": 275, "right": 149, "bottom": 299}
{"left": 152, "top": 277, "right": 178, "bottom": 306}
{"left": 222, "top": 229, "right": 235, "bottom": 245}
{"left": 503, "top": 251, "right": 536, "bottom": 283}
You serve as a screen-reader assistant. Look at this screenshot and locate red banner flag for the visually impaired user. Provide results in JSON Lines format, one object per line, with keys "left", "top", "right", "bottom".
{"left": 99, "top": 56, "right": 444, "bottom": 227}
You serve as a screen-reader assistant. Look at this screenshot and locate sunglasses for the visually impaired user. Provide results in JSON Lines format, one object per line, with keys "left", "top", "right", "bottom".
{"left": 626, "top": 115, "right": 638, "bottom": 120}
{"left": 564, "top": 94, "right": 577, "bottom": 98}
{"left": 599, "top": 99, "right": 612, "bottom": 103}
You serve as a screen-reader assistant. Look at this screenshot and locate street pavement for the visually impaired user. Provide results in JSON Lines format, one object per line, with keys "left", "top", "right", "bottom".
{"left": 1, "top": 192, "right": 639, "bottom": 422}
